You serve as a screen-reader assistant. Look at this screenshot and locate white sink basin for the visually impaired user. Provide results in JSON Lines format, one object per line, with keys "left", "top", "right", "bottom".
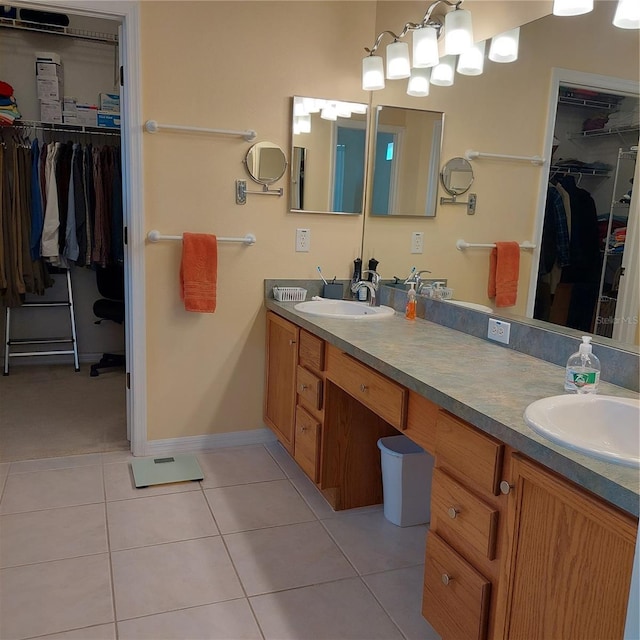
{"left": 524, "top": 394, "right": 640, "bottom": 467}
{"left": 443, "top": 299, "right": 494, "bottom": 313}
{"left": 294, "top": 300, "right": 395, "bottom": 319}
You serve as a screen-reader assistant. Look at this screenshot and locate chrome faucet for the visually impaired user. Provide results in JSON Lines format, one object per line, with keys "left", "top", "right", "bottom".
{"left": 351, "top": 269, "right": 381, "bottom": 306}
{"left": 404, "top": 268, "right": 431, "bottom": 293}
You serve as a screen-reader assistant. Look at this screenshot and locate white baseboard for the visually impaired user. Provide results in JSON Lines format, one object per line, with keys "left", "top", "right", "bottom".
{"left": 142, "top": 428, "right": 277, "bottom": 456}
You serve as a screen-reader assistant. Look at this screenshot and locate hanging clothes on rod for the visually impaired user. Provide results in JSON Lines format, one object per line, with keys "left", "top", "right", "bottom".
{"left": 0, "top": 123, "right": 122, "bottom": 308}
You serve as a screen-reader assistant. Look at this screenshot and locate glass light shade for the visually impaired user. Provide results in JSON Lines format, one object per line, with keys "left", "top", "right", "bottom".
{"left": 386, "top": 41, "right": 411, "bottom": 79}
{"left": 489, "top": 27, "right": 520, "bottom": 63}
{"left": 350, "top": 103, "right": 367, "bottom": 114}
{"left": 336, "top": 102, "right": 352, "bottom": 118}
{"left": 430, "top": 55, "right": 456, "bottom": 86}
{"left": 444, "top": 8, "right": 474, "bottom": 55}
{"left": 362, "top": 55, "right": 385, "bottom": 90}
{"left": 320, "top": 103, "right": 338, "bottom": 121}
{"left": 298, "top": 114, "right": 311, "bottom": 134}
{"left": 613, "top": 0, "right": 640, "bottom": 28}
{"left": 457, "top": 41, "right": 485, "bottom": 76}
{"left": 407, "top": 68, "right": 431, "bottom": 97}
{"left": 303, "top": 97, "right": 320, "bottom": 113}
{"left": 552, "top": 0, "right": 593, "bottom": 16}
{"left": 412, "top": 27, "right": 439, "bottom": 67}
{"left": 292, "top": 119, "right": 301, "bottom": 135}
{"left": 293, "top": 97, "right": 307, "bottom": 117}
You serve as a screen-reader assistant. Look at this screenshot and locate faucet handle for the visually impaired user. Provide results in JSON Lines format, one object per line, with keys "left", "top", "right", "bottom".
{"left": 362, "top": 269, "right": 381, "bottom": 286}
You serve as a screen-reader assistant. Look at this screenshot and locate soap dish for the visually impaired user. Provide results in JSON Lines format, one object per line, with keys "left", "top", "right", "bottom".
{"left": 273, "top": 286, "right": 307, "bottom": 302}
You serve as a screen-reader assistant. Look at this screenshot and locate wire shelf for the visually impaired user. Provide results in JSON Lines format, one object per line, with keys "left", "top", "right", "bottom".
{"left": 0, "top": 17, "right": 118, "bottom": 44}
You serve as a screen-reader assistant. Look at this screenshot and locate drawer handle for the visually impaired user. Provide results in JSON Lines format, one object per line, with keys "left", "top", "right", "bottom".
{"left": 447, "top": 507, "right": 459, "bottom": 519}
{"left": 441, "top": 573, "right": 453, "bottom": 586}
{"left": 500, "top": 481, "right": 514, "bottom": 495}
{"left": 360, "top": 383, "right": 368, "bottom": 393}
{"left": 300, "top": 426, "right": 307, "bottom": 432}
{"left": 300, "top": 384, "right": 309, "bottom": 391}
{"left": 289, "top": 339, "right": 297, "bottom": 346}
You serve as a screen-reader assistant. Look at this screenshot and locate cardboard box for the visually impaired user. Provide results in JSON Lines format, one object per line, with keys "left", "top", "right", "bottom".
{"left": 63, "top": 97, "right": 78, "bottom": 113}
{"left": 76, "top": 104, "right": 98, "bottom": 127}
{"left": 37, "top": 76, "right": 63, "bottom": 101}
{"left": 63, "top": 111, "right": 80, "bottom": 125}
{"left": 40, "top": 100, "right": 63, "bottom": 123}
{"left": 99, "top": 93, "right": 120, "bottom": 113}
{"left": 35, "top": 51, "right": 61, "bottom": 65}
{"left": 36, "top": 61, "right": 63, "bottom": 79}
{"left": 97, "top": 111, "right": 120, "bottom": 128}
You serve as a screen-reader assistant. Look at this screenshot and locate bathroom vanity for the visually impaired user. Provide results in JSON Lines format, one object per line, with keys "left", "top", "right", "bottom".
{"left": 264, "top": 299, "right": 639, "bottom": 640}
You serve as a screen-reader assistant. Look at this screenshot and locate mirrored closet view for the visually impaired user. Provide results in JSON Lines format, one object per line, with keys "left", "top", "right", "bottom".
{"left": 0, "top": 6, "right": 128, "bottom": 462}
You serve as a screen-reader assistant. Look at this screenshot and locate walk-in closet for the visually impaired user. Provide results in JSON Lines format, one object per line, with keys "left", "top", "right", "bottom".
{"left": 535, "top": 83, "right": 639, "bottom": 337}
{"left": 0, "top": 6, "right": 128, "bottom": 462}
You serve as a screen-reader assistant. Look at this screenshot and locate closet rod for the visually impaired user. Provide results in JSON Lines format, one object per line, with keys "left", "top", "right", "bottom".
{"left": 144, "top": 120, "right": 257, "bottom": 142}
{"left": 147, "top": 230, "right": 257, "bottom": 245}
{"left": 456, "top": 239, "right": 536, "bottom": 251}
{"left": 10, "top": 120, "right": 121, "bottom": 137}
{"left": 465, "top": 149, "right": 545, "bottom": 165}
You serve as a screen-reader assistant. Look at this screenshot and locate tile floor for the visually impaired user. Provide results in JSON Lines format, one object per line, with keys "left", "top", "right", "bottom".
{"left": 0, "top": 442, "right": 440, "bottom": 640}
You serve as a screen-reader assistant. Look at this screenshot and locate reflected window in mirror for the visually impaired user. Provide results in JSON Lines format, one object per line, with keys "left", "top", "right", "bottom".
{"left": 290, "top": 96, "right": 368, "bottom": 215}
{"left": 370, "top": 105, "right": 443, "bottom": 217}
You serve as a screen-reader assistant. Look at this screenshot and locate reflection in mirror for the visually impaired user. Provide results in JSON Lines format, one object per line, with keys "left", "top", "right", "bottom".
{"left": 290, "top": 96, "right": 368, "bottom": 214}
{"left": 370, "top": 106, "right": 443, "bottom": 216}
{"left": 245, "top": 141, "right": 287, "bottom": 185}
{"left": 441, "top": 157, "right": 474, "bottom": 195}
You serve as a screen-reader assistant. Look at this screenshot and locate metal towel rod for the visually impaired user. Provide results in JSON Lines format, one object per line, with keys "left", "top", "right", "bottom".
{"left": 465, "top": 149, "right": 545, "bottom": 165}
{"left": 456, "top": 239, "right": 535, "bottom": 251}
{"left": 147, "top": 230, "right": 256, "bottom": 245}
{"left": 144, "top": 120, "right": 257, "bottom": 142}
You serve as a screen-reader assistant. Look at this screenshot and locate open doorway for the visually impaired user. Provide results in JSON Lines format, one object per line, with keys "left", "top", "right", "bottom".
{"left": 0, "top": 5, "right": 131, "bottom": 461}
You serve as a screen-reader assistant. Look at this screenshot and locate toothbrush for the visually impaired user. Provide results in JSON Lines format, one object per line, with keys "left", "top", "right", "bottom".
{"left": 317, "top": 266, "right": 329, "bottom": 285}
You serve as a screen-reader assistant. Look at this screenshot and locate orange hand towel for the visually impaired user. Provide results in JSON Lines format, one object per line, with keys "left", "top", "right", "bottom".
{"left": 488, "top": 241, "right": 520, "bottom": 307}
{"left": 180, "top": 233, "right": 217, "bottom": 313}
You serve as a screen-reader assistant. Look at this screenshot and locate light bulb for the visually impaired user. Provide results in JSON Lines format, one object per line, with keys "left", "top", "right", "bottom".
{"left": 489, "top": 27, "right": 520, "bottom": 63}
{"left": 407, "top": 68, "right": 431, "bottom": 97}
{"left": 552, "top": 0, "right": 593, "bottom": 16}
{"left": 412, "top": 26, "right": 439, "bottom": 67}
{"left": 386, "top": 41, "right": 411, "bottom": 79}
{"left": 444, "top": 8, "right": 474, "bottom": 55}
{"left": 362, "top": 55, "right": 385, "bottom": 91}
{"left": 457, "top": 41, "right": 485, "bottom": 76}
{"left": 430, "top": 55, "right": 456, "bottom": 86}
{"left": 613, "top": 0, "right": 640, "bottom": 28}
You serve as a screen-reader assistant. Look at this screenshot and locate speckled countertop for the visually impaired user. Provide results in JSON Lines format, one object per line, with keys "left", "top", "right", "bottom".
{"left": 266, "top": 299, "right": 640, "bottom": 517}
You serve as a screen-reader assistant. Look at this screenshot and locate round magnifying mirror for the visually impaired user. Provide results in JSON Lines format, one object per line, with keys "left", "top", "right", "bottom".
{"left": 440, "top": 157, "right": 474, "bottom": 196}
{"left": 244, "top": 141, "right": 287, "bottom": 185}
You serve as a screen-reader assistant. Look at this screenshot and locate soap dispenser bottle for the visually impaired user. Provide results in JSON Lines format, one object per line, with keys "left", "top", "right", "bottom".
{"left": 564, "top": 336, "right": 600, "bottom": 393}
{"left": 405, "top": 283, "right": 417, "bottom": 320}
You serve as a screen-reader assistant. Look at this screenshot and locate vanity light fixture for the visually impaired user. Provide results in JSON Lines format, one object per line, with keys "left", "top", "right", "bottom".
{"left": 430, "top": 55, "right": 456, "bottom": 86}
{"left": 407, "top": 67, "right": 431, "bottom": 96}
{"left": 613, "top": 0, "right": 640, "bottom": 29}
{"left": 320, "top": 102, "right": 338, "bottom": 121}
{"left": 488, "top": 27, "right": 520, "bottom": 63}
{"left": 457, "top": 40, "right": 485, "bottom": 75}
{"left": 552, "top": 0, "right": 593, "bottom": 16}
{"left": 362, "top": 0, "right": 472, "bottom": 91}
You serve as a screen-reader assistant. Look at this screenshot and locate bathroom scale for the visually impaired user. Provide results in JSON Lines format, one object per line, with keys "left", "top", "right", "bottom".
{"left": 131, "top": 454, "right": 204, "bottom": 488}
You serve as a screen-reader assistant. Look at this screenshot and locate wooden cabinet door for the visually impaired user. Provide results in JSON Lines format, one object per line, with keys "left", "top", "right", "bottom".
{"left": 264, "top": 312, "right": 299, "bottom": 453}
{"left": 502, "top": 454, "right": 637, "bottom": 640}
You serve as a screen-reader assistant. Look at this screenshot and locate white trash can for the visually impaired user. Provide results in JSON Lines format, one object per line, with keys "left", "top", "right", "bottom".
{"left": 377, "top": 435, "right": 434, "bottom": 527}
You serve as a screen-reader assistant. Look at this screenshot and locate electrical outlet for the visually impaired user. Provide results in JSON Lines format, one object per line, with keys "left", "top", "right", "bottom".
{"left": 411, "top": 231, "right": 424, "bottom": 254}
{"left": 295, "top": 228, "right": 310, "bottom": 252}
{"left": 487, "top": 318, "right": 511, "bottom": 345}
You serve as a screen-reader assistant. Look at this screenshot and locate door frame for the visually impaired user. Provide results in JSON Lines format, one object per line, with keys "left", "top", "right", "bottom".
{"left": 15, "top": 0, "right": 148, "bottom": 455}
{"left": 526, "top": 68, "right": 640, "bottom": 338}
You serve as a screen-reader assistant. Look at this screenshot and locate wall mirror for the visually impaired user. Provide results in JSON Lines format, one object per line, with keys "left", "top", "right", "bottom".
{"left": 370, "top": 106, "right": 443, "bottom": 217}
{"left": 360, "top": 2, "right": 639, "bottom": 350}
{"left": 290, "top": 96, "right": 368, "bottom": 215}
{"left": 245, "top": 141, "right": 287, "bottom": 185}
{"left": 441, "top": 157, "right": 474, "bottom": 195}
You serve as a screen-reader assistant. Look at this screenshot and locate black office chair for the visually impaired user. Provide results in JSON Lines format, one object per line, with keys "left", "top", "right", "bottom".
{"left": 90, "top": 263, "right": 126, "bottom": 377}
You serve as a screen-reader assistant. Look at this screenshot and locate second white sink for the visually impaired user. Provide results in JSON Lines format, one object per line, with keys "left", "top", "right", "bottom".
{"left": 524, "top": 394, "right": 640, "bottom": 468}
{"left": 294, "top": 299, "right": 395, "bottom": 319}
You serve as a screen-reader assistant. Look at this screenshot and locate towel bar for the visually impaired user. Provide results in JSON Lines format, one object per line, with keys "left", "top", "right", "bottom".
{"left": 147, "top": 230, "right": 256, "bottom": 245}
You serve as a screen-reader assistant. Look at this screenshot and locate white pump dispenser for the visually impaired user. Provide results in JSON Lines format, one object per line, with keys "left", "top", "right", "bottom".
{"left": 564, "top": 336, "right": 600, "bottom": 394}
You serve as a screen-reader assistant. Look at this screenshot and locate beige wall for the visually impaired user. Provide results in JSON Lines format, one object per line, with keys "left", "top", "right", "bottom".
{"left": 363, "top": 1, "right": 639, "bottom": 313}
{"left": 139, "top": 1, "right": 638, "bottom": 442}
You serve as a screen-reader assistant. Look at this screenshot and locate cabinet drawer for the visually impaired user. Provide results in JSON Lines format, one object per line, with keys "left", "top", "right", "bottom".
{"left": 297, "top": 366, "right": 322, "bottom": 411}
{"left": 326, "top": 344, "right": 407, "bottom": 430}
{"left": 294, "top": 406, "right": 321, "bottom": 482}
{"left": 431, "top": 468, "right": 499, "bottom": 560}
{"left": 299, "top": 330, "right": 325, "bottom": 372}
{"left": 423, "top": 531, "right": 491, "bottom": 640}
{"left": 435, "top": 411, "right": 504, "bottom": 496}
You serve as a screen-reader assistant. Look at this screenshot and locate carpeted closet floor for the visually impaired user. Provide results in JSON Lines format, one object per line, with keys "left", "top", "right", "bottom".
{"left": 0, "top": 364, "right": 128, "bottom": 462}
